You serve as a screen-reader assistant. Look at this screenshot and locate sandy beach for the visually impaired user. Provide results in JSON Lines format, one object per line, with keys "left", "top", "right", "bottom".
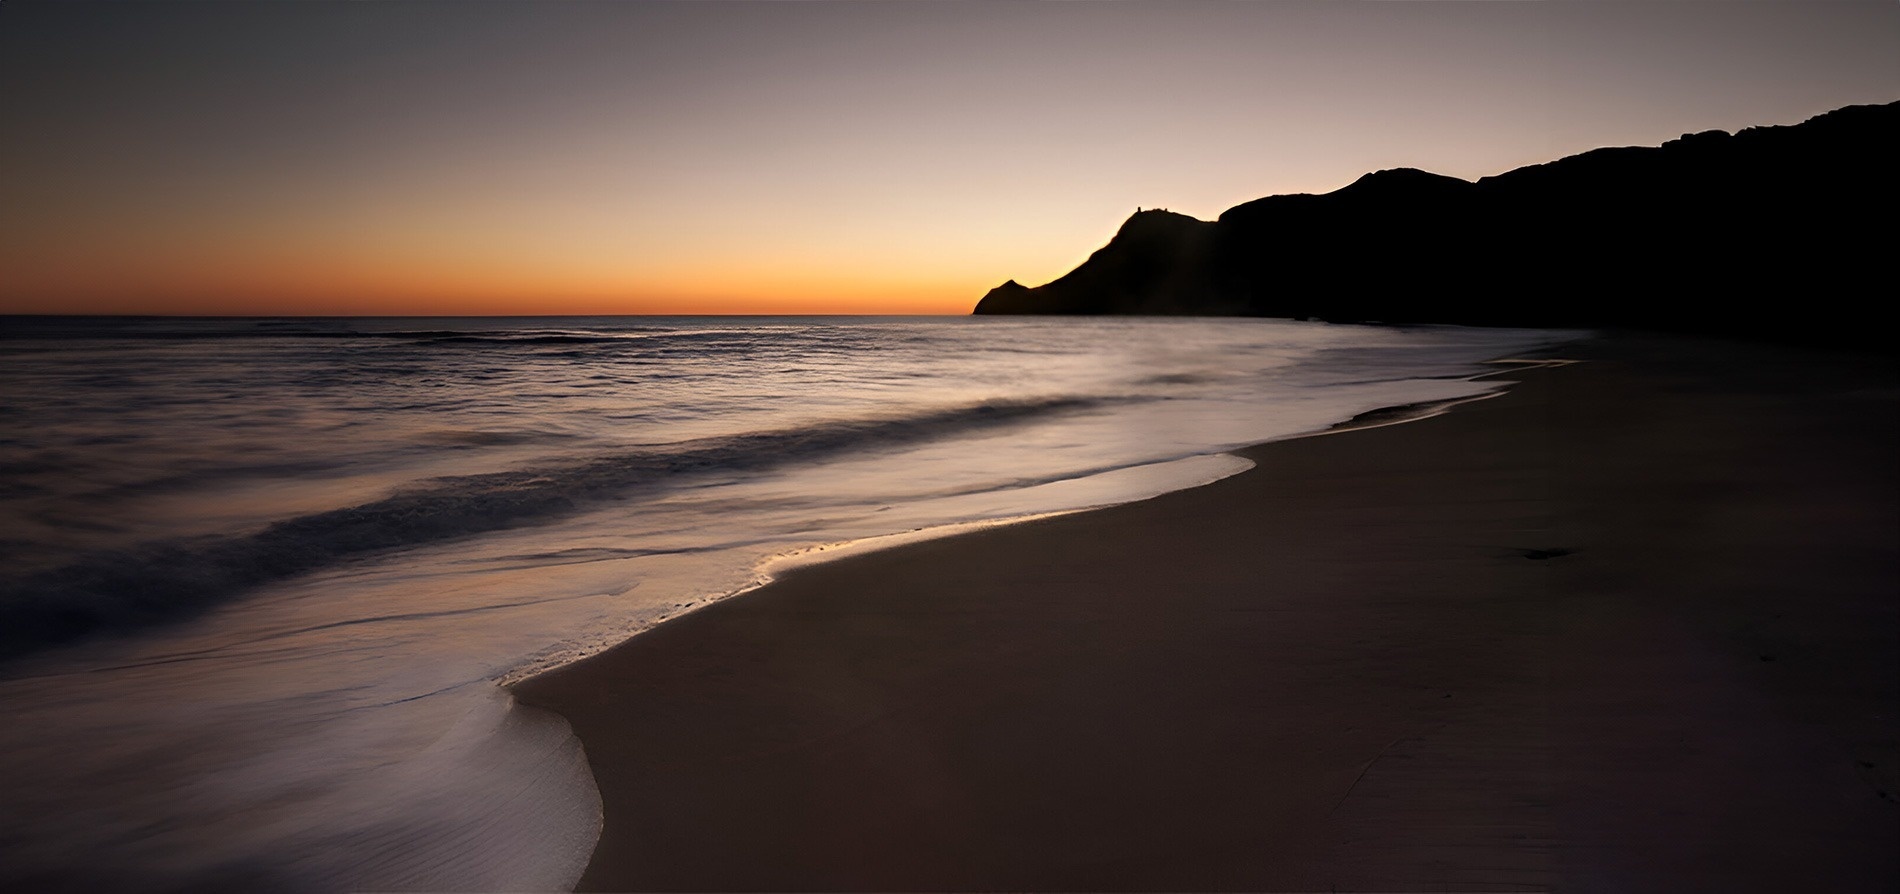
{"left": 514, "top": 335, "right": 1899, "bottom": 892}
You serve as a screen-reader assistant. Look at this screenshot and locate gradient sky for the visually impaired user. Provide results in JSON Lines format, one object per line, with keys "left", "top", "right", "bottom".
{"left": 2, "top": 1, "right": 1895, "bottom": 316}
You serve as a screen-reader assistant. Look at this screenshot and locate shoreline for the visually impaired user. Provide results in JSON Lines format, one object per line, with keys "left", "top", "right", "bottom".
{"left": 514, "top": 334, "right": 1898, "bottom": 891}
{"left": 503, "top": 350, "right": 1562, "bottom": 688}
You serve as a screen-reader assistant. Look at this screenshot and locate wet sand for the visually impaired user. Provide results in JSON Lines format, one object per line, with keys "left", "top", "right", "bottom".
{"left": 514, "top": 335, "right": 1899, "bottom": 892}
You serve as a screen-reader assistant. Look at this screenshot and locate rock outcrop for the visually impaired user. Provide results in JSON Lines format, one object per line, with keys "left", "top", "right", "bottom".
{"left": 974, "top": 100, "right": 1899, "bottom": 347}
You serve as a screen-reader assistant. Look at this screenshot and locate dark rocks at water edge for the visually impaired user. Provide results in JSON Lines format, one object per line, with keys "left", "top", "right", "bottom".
{"left": 973, "top": 100, "right": 1898, "bottom": 347}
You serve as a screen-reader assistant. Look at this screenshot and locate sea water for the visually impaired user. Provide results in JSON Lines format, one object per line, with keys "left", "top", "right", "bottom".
{"left": 0, "top": 315, "right": 1571, "bottom": 891}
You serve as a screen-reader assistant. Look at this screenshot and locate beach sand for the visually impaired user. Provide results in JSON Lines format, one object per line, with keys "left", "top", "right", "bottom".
{"left": 514, "top": 335, "right": 1899, "bottom": 892}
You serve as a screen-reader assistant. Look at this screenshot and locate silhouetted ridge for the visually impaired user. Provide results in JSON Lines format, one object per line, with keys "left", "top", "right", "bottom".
{"left": 1332, "top": 167, "right": 1472, "bottom": 198}
{"left": 973, "top": 100, "right": 1900, "bottom": 347}
{"left": 975, "top": 209, "right": 1227, "bottom": 315}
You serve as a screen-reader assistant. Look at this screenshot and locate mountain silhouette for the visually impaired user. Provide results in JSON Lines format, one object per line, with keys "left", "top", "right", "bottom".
{"left": 974, "top": 101, "right": 1898, "bottom": 346}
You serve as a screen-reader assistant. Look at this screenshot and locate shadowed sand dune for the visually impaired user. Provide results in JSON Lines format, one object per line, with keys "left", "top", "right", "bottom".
{"left": 516, "top": 335, "right": 1899, "bottom": 892}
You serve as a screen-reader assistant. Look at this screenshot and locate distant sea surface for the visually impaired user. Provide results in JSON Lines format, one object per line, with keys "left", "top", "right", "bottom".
{"left": 0, "top": 315, "right": 1570, "bottom": 892}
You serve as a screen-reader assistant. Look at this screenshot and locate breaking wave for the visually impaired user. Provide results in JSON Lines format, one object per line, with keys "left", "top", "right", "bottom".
{"left": 0, "top": 395, "right": 1112, "bottom": 660}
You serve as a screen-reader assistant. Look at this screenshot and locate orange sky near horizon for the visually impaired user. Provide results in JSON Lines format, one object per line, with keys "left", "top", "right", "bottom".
{"left": 0, "top": 263, "right": 989, "bottom": 317}
{"left": 2, "top": 2, "right": 1895, "bottom": 317}
{"left": 0, "top": 186, "right": 1004, "bottom": 315}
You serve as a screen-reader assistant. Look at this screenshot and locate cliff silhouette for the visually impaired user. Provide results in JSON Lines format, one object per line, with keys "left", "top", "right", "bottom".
{"left": 974, "top": 101, "right": 1898, "bottom": 345}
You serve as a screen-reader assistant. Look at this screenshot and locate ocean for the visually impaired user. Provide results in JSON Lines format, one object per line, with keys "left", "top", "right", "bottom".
{"left": 0, "top": 315, "right": 1570, "bottom": 892}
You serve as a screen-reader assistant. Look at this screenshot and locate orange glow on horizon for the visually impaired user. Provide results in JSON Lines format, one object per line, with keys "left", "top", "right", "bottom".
{"left": 0, "top": 261, "right": 986, "bottom": 316}
{"left": 0, "top": 175, "right": 1068, "bottom": 316}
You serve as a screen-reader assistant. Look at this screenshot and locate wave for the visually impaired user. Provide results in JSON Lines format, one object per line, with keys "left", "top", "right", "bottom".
{"left": 0, "top": 396, "right": 1112, "bottom": 662}
{"left": 0, "top": 325, "right": 794, "bottom": 359}
{"left": 0, "top": 319, "right": 678, "bottom": 343}
{"left": 409, "top": 333, "right": 628, "bottom": 345}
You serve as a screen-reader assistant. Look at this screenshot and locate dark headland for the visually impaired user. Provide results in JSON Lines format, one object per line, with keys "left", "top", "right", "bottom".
{"left": 975, "top": 100, "right": 1898, "bottom": 347}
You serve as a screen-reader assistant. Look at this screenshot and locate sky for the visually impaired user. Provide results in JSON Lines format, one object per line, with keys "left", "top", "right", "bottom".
{"left": 1, "top": 1, "right": 1895, "bottom": 316}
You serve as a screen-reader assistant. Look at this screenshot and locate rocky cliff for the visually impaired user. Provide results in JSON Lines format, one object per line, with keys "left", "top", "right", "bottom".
{"left": 974, "top": 100, "right": 1899, "bottom": 346}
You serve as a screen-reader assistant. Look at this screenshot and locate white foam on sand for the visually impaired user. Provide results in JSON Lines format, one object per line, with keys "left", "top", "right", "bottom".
{"left": 759, "top": 452, "right": 1256, "bottom": 576}
{"left": 237, "top": 689, "right": 602, "bottom": 893}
